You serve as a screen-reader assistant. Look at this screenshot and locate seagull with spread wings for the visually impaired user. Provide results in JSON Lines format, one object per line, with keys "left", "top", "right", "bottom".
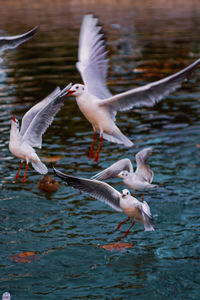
{"left": 53, "top": 167, "right": 155, "bottom": 237}
{"left": 64, "top": 14, "right": 200, "bottom": 162}
{"left": 91, "top": 147, "right": 158, "bottom": 199}
{"left": 9, "top": 83, "right": 72, "bottom": 182}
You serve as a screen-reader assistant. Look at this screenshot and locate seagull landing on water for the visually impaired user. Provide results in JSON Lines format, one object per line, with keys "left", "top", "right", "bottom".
{"left": 53, "top": 167, "right": 154, "bottom": 238}
{"left": 9, "top": 83, "right": 72, "bottom": 183}
{"left": 64, "top": 14, "right": 200, "bottom": 162}
{"left": 91, "top": 147, "right": 158, "bottom": 200}
{"left": 0, "top": 26, "right": 38, "bottom": 54}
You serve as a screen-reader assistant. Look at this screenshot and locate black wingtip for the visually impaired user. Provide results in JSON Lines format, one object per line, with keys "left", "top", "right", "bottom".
{"left": 53, "top": 166, "right": 69, "bottom": 183}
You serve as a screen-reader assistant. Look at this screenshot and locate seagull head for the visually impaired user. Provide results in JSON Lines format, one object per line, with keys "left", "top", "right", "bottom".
{"left": 117, "top": 170, "right": 129, "bottom": 179}
{"left": 11, "top": 115, "right": 19, "bottom": 129}
{"left": 66, "top": 84, "right": 85, "bottom": 97}
{"left": 121, "top": 189, "right": 131, "bottom": 198}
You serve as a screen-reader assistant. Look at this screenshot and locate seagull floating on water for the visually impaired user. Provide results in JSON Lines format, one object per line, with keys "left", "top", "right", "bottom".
{"left": 65, "top": 14, "right": 200, "bottom": 162}
{"left": 9, "top": 83, "right": 72, "bottom": 182}
{"left": 0, "top": 26, "right": 38, "bottom": 54}
{"left": 53, "top": 167, "right": 154, "bottom": 237}
{"left": 91, "top": 147, "right": 158, "bottom": 199}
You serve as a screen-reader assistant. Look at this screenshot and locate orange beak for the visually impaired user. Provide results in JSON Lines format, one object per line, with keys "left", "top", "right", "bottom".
{"left": 66, "top": 90, "right": 75, "bottom": 96}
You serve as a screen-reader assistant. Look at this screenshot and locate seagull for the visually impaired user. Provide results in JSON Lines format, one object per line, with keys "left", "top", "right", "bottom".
{"left": 9, "top": 82, "right": 72, "bottom": 183}
{"left": 64, "top": 14, "right": 200, "bottom": 162}
{"left": 0, "top": 26, "right": 38, "bottom": 54}
{"left": 53, "top": 167, "right": 155, "bottom": 237}
{"left": 91, "top": 147, "right": 158, "bottom": 199}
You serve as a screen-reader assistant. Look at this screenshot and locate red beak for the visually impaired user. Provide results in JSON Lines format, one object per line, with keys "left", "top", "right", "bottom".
{"left": 122, "top": 194, "right": 126, "bottom": 198}
{"left": 66, "top": 90, "right": 75, "bottom": 96}
{"left": 12, "top": 115, "right": 16, "bottom": 122}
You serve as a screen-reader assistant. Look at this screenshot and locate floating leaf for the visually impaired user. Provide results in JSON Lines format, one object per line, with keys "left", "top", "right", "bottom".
{"left": 41, "top": 155, "right": 65, "bottom": 162}
{"left": 9, "top": 251, "right": 38, "bottom": 263}
{"left": 99, "top": 242, "right": 133, "bottom": 252}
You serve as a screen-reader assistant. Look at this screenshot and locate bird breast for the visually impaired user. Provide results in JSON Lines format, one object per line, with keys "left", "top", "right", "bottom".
{"left": 76, "top": 94, "right": 113, "bottom": 130}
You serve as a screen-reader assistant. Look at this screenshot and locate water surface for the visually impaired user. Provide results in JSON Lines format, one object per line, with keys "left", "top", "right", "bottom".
{"left": 0, "top": 1, "right": 200, "bottom": 299}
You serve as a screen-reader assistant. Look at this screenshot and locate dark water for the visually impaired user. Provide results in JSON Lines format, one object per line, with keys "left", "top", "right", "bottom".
{"left": 0, "top": 0, "right": 200, "bottom": 299}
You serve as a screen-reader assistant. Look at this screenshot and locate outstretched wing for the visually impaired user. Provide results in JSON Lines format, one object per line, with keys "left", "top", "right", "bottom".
{"left": 53, "top": 168, "right": 122, "bottom": 212}
{"left": 100, "top": 58, "right": 200, "bottom": 111}
{"left": 22, "top": 83, "right": 72, "bottom": 148}
{"left": 91, "top": 159, "right": 133, "bottom": 181}
{"left": 76, "top": 14, "right": 111, "bottom": 99}
{"left": 20, "top": 87, "right": 61, "bottom": 136}
{"left": 135, "top": 147, "right": 154, "bottom": 183}
{"left": 0, "top": 26, "right": 38, "bottom": 52}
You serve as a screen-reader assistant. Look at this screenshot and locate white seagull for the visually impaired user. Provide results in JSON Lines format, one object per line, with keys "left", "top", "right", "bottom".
{"left": 91, "top": 147, "right": 158, "bottom": 199}
{"left": 65, "top": 14, "right": 200, "bottom": 162}
{"left": 0, "top": 26, "right": 38, "bottom": 54}
{"left": 53, "top": 167, "right": 155, "bottom": 237}
{"left": 9, "top": 82, "right": 72, "bottom": 183}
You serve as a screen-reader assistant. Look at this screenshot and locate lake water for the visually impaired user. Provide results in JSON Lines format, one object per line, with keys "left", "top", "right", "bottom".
{"left": 0, "top": 0, "right": 200, "bottom": 299}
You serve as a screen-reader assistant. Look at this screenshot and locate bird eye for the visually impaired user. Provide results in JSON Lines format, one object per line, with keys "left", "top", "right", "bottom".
{"left": 76, "top": 86, "right": 79, "bottom": 89}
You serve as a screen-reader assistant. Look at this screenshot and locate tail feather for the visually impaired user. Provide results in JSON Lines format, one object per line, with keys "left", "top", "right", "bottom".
{"left": 103, "top": 131, "right": 133, "bottom": 147}
{"left": 148, "top": 184, "right": 159, "bottom": 189}
{"left": 31, "top": 160, "right": 48, "bottom": 174}
{"left": 143, "top": 213, "right": 155, "bottom": 231}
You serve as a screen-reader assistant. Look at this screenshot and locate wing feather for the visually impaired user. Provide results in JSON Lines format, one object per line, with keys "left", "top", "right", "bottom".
{"left": 53, "top": 168, "right": 122, "bottom": 212}
{"left": 91, "top": 159, "right": 133, "bottom": 181}
{"left": 76, "top": 14, "right": 111, "bottom": 99}
{"left": 20, "top": 87, "right": 61, "bottom": 136}
{"left": 0, "top": 26, "right": 38, "bottom": 52}
{"left": 100, "top": 58, "right": 200, "bottom": 111}
{"left": 135, "top": 147, "right": 154, "bottom": 183}
{"left": 22, "top": 83, "right": 72, "bottom": 148}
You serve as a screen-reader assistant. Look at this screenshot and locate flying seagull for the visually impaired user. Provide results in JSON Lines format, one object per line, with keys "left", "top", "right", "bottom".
{"left": 91, "top": 147, "right": 158, "bottom": 199}
{"left": 53, "top": 167, "right": 155, "bottom": 237}
{"left": 64, "top": 14, "right": 200, "bottom": 162}
{"left": 9, "top": 83, "right": 72, "bottom": 182}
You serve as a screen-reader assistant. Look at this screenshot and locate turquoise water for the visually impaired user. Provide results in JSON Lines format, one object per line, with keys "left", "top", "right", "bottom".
{"left": 0, "top": 1, "right": 200, "bottom": 299}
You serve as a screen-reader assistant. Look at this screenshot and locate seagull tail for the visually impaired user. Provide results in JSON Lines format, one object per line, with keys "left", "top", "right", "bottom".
{"left": 148, "top": 184, "right": 159, "bottom": 189}
{"left": 103, "top": 130, "right": 133, "bottom": 147}
{"left": 143, "top": 214, "right": 155, "bottom": 231}
{"left": 31, "top": 160, "right": 48, "bottom": 174}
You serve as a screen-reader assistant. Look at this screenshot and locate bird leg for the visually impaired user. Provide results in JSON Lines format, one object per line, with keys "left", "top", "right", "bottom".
{"left": 123, "top": 220, "right": 135, "bottom": 238}
{"left": 14, "top": 160, "right": 23, "bottom": 181}
{"left": 94, "top": 134, "right": 103, "bottom": 162}
{"left": 115, "top": 217, "right": 130, "bottom": 231}
{"left": 142, "top": 190, "right": 145, "bottom": 202}
{"left": 89, "top": 131, "right": 97, "bottom": 159}
{"left": 22, "top": 163, "right": 29, "bottom": 183}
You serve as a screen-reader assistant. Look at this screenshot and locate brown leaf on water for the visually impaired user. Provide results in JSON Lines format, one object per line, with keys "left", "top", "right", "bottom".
{"left": 99, "top": 242, "right": 134, "bottom": 252}
{"left": 9, "top": 251, "right": 38, "bottom": 263}
{"left": 197, "top": 144, "right": 200, "bottom": 148}
{"left": 41, "top": 155, "right": 65, "bottom": 162}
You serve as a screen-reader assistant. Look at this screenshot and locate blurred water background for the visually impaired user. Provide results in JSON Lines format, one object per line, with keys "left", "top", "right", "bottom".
{"left": 0, "top": 0, "right": 200, "bottom": 299}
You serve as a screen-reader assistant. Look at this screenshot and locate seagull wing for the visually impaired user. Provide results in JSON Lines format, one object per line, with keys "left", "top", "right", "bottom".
{"left": 53, "top": 168, "right": 122, "bottom": 212}
{"left": 76, "top": 14, "right": 111, "bottom": 99}
{"left": 0, "top": 26, "right": 38, "bottom": 52}
{"left": 99, "top": 58, "right": 200, "bottom": 111}
{"left": 20, "top": 86, "right": 61, "bottom": 136}
{"left": 22, "top": 83, "right": 72, "bottom": 148}
{"left": 135, "top": 147, "right": 154, "bottom": 183}
{"left": 91, "top": 159, "right": 133, "bottom": 180}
